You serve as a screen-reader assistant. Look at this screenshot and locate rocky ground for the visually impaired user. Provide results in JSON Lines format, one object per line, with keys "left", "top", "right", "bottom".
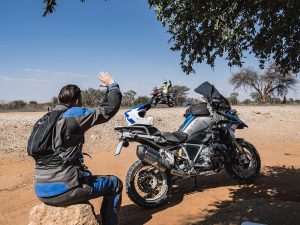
{"left": 0, "top": 106, "right": 300, "bottom": 225}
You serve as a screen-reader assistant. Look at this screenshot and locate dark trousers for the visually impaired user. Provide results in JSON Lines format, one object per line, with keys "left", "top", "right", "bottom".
{"left": 39, "top": 175, "right": 123, "bottom": 225}
{"left": 163, "top": 93, "right": 169, "bottom": 104}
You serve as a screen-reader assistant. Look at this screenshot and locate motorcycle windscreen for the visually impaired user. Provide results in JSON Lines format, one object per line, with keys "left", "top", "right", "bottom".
{"left": 194, "top": 81, "right": 222, "bottom": 99}
{"left": 194, "top": 82, "right": 230, "bottom": 108}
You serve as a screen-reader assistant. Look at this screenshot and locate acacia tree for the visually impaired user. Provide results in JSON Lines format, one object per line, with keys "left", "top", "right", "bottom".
{"left": 148, "top": 0, "right": 300, "bottom": 74}
{"left": 250, "top": 92, "right": 261, "bottom": 103}
{"left": 228, "top": 92, "right": 239, "bottom": 105}
{"left": 42, "top": 1, "right": 299, "bottom": 74}
{"left": 81, "top": 88, "right": 105, "bottom": 107}
{"left": 230, "top": 64, "right": 297, "bottom": 104}
{"left": 122, "top": 90, "right": 137, "bottom": 106}
{"left": 134, "top": 96, "right": 150, "bottom": 105}
{"left": 9, "top": 100, "right": 27, "bottom": 109}
{"left": 171, "top": 85, "right": 190, "bottom": 104}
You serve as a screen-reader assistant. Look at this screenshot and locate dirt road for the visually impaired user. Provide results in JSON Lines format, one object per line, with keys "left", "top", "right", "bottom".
{"left": 0, "top": 106, "right": 300, "bottom": 225}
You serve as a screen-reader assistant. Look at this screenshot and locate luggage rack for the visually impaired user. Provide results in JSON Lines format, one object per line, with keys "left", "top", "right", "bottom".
{"left": 115, "top": 125, "right": 165, "bottom": 142}
{"left": 115, "top": 125, "right": 153, "bottom": 137}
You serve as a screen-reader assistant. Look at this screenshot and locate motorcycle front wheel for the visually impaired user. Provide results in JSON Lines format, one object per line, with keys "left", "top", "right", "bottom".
{"left": 225, "top": 138, "right": 261, "bottom": 184}
{"left": 150, "top": 97, "right": 158, "bottom": 108}
{"left": 126, "top": 160, "right": 171, "bottom": 208}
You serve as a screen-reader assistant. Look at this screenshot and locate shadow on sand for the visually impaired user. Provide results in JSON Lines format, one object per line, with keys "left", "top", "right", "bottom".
{"left": 118, "top": 170, "right": 236, "bottom": 225}
{"left": 97, "top": 165, "right": 300, "bottom": 225}
{"left": 184, "top": 165, "right": 300, "bottom": 225}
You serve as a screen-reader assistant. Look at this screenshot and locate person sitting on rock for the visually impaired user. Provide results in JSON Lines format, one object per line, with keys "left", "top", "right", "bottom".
{"left": 31, "top": 72, "right": 122, "bottom": 225}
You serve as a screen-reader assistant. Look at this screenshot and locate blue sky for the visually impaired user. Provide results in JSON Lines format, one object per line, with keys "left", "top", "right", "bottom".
{"left": 0, "top": 0, "right": 299, "bottom": 102}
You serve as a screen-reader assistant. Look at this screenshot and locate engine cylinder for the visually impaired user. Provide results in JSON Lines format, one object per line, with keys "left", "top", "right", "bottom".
{"left": 136, "top": 145, "right": 171, "bottom": 172}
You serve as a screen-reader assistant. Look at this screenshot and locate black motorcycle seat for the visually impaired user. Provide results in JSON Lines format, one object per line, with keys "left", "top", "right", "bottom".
{"left": 160, "top": 131, "right": 188, "bottom": 143}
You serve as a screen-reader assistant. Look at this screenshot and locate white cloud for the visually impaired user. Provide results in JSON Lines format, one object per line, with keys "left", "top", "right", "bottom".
{"left": 24, "top": 68, "right": 88, "bottom": 79}
{"left": 0, "top": 75, "right": 61, "bottom": 83}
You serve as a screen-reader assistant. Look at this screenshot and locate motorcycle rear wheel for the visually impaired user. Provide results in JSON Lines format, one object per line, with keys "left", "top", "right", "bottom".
{"left": 225, "top": 138, "right": 261, "bottom": 184}
{"left": 126, "top": 160, "right": 171, "bottom": 208}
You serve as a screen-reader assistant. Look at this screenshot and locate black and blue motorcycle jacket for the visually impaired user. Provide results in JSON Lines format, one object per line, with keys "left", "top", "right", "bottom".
{"left": 34, "top": 84, "right": 122, "bottom": 198}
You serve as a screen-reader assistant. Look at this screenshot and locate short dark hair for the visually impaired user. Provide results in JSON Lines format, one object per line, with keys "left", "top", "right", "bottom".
{"left": 58, "top": 84, "right": 81, "bottom": 105}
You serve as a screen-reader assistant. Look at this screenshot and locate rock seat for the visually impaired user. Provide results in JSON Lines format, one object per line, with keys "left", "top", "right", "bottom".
{"left": 28, "top": 203, "right": 101, "bottom": 225}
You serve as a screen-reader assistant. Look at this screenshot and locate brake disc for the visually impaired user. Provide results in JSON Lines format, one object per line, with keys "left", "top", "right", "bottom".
{"left": 137, "top": 170, "right": 158, "bottom": 193}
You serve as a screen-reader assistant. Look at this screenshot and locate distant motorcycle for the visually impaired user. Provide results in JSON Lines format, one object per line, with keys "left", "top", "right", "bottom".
{"left": 150, "top": 87, "right": 175, "bottom": 107}
{"left": 114, "top": 82, "right": 261, "bottom": 208}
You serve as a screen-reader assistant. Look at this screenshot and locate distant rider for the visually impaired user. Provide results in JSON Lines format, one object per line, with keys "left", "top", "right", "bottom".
{"left": 161, "top": 80, "right": 172, "bottom": 104}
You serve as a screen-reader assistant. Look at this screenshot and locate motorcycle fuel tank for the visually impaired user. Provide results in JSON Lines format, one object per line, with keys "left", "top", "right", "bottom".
{"left": 180, "top": 115, "right": 213, "bottom": 144}
{"left": 180, "top": 115, "right": 212, "bottom": 133}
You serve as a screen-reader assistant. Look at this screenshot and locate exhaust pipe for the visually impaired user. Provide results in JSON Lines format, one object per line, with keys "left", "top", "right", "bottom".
{"left": 136, "top": 145, "right": 171, "bottom": 172}
{"left": 170, "top": 169, "right": 189, "bottom": 178}
{"left": 136, "top": 145, "right": 189, "bottom": 178}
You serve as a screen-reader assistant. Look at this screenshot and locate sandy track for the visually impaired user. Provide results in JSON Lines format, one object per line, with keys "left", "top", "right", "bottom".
{"left": 0, "top": 106, "right": 300, "bottom": 225}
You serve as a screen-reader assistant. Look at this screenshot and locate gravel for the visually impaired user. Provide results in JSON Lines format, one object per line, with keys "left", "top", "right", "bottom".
{"left": 0, "top": 106, "right": 299, "bottom": 156}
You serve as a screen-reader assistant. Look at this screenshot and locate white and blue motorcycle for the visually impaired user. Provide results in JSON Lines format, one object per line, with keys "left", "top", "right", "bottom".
{"left": 114, "top": 82, "right": 261, "bottom": 208}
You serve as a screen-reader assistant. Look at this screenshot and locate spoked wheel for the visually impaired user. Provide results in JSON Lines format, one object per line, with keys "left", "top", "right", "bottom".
{"left": 225, "top": 138, "right": 261, "bottom": 184}
{"left": 126, "top": 160, "right": 171, "bottom": 208}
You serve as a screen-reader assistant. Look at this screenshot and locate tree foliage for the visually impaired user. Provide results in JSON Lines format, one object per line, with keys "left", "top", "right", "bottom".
{"left": 42, "top": 1, "right": 299, "bottom": 74}
{"left": 42, "top": 0, "right": 86, "bottom": 17}
{"left": 10, "top": 100, "right": 27, "bottom": 108}
{"left": 122, "top": 90, "right": 137, "bottom": 107}
{"left": 171, "top": 85, "right": 190, "bottom": 104}
{"left": 149, "top": 0, "right": 300, "bottom": 74}
{"left": 228, "top": 92, "right": 239, "bottom": 105}
{"left": 230, "top": 64, "right": 297, "bottom": 103}
{"left": 81, "top": 88, "right": 106, "bottom": 107}
{"left": 51, "top": 96, "right": 59, "bottom": 105}
{"left": 250, "top": 92, "right": 261, "bottom": 103}
{"left": 134, "top": 96, "right": 150, "bottom": 105}
{"left": 243, "top": 99, "right": 251, "bottom": 105}
{"left": 185, "top": 97, "right": 200, "bottom": 104}
{"left": 171, "top": 85, "right": 190, "bottom": 97}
